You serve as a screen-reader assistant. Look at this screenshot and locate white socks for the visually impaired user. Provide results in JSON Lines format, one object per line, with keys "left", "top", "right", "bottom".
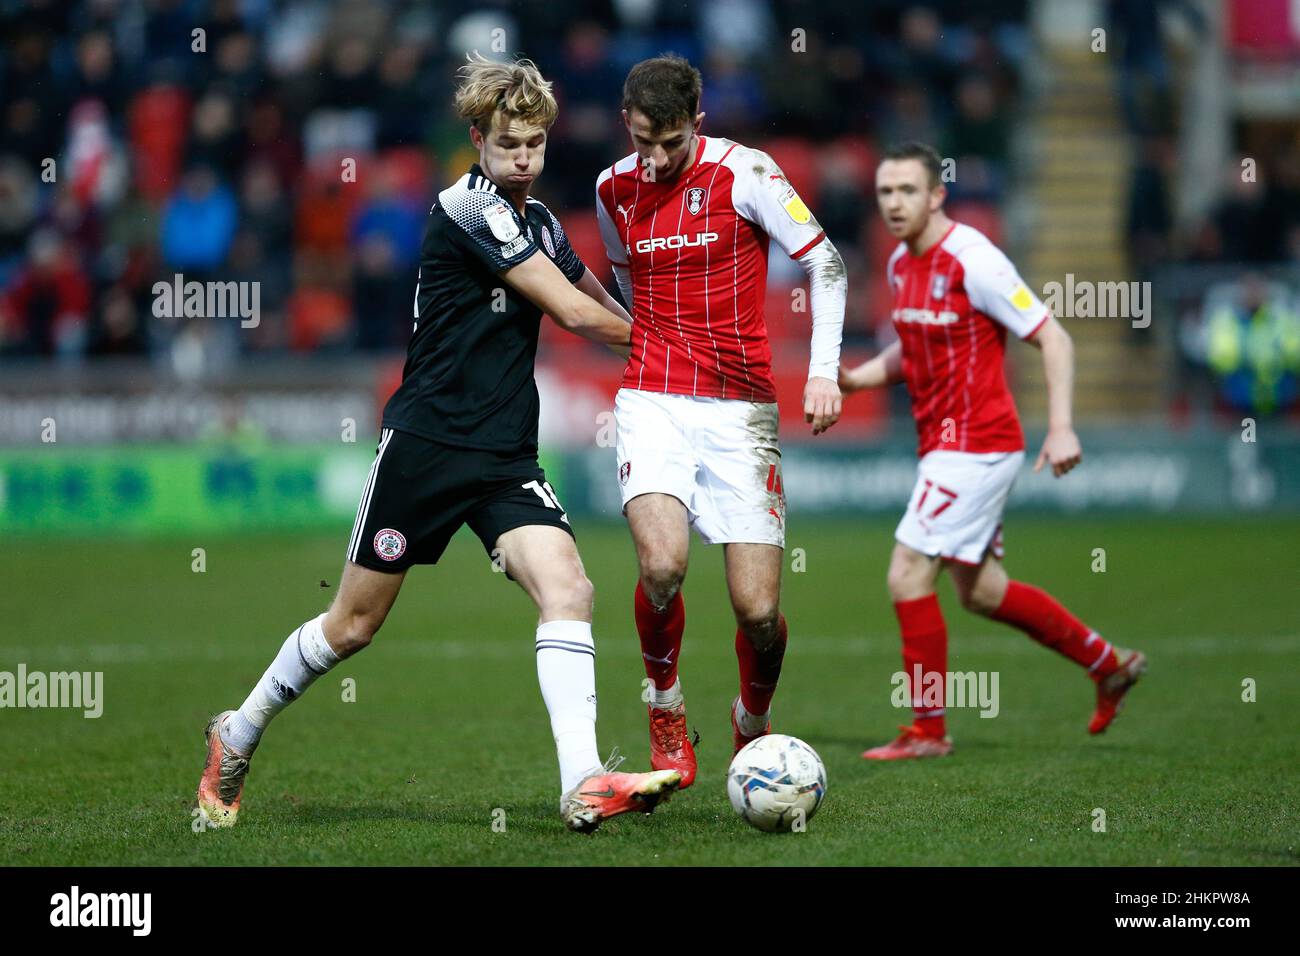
{"left": 223, "top": 613, "right": 341, "bottom": 754}
{"left": 222, "top": 614, "right": 603, "bottom": 795}
{"left": 734, "top": 697, "right": 770, "bottom": 738}
{"left": 534, "top": 620, "right": 601, "bottom": 793}
{"left": 653, "top": 678, "right": 684, "bottom": 711}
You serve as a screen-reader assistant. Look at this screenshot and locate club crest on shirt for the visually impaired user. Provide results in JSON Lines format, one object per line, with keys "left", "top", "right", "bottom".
{"left": 483, "top": 202, "right": 520, "bottom": 242}
{"left": 686, "top": 187, "right": 706, "bottom": 215}
{"left": 619, "top": 461, "right": 632, "bottom": 485}
{"left": 931, "top": 275, "right": 948, "bottom": 300}
{"left": 374, "top": 528, "right": 407, "bottom": 562}
{"left": 540, "top": 225, "right": 556, "bottom": 257}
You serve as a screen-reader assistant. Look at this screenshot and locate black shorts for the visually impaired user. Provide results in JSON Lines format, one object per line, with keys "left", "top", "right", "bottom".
{"left": 346, "top": 427, "right": 574, "bottom": 573}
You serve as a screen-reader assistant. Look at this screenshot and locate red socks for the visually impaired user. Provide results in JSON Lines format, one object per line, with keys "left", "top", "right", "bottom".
{"left": 634, "top": 580, "right": 685, "bottom": 690}
{"left": 992, "top": 581, "right": 1117, "bottom": 678}
{"left": 735, "top": 614, "right": 788, "bottom": 716}
{"left": 637, "top": 578, "right": 790, "bottom": 720}
{"left": 894, "top": 595, "right": 949, "bottom": 738}
{"left": 889, "top": 583, "right": 1111, "bottom": 740}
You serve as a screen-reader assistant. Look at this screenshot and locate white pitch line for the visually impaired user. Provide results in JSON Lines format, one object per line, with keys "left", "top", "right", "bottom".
{"left": 0, "top": 634, "right": 1295, "bottom": 665}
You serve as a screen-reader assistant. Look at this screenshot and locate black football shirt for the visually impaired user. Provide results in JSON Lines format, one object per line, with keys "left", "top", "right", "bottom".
{"left": 381, "top": 164, "right": 587, "bottom": 451}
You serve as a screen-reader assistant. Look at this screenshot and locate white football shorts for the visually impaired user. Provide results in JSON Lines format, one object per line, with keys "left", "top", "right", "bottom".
{"left": 614, "top": 387, "right": 785, "bottom": 547}
{"left": 894, "top": 449, "right": 1025, "bottom": 565}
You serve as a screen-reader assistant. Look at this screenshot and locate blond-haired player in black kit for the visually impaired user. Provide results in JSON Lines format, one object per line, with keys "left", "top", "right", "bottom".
{"left": 198, "top": 55, "right": 681, "bottom": 833}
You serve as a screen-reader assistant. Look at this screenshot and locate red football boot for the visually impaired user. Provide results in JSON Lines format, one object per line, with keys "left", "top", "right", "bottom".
{"left": 560, "top": 751, "right": 681, "bottom": 834}
{"left": 196, "top": 710, "right": 251, "bottom": 827}
{"left": 648, "top": 704, "right": 697, "bottom": 788}
{"left": 862, "top": 724, "right": 954, "bottom": 760}
{"left": 1090, "top": 649, "right": 1147, "bottom": 734}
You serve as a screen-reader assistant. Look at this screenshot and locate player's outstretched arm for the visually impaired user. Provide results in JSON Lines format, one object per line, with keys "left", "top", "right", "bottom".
{"left": 799, "top": 237, "right": 846, "bottom": 436}
{"left": 1025, "top": 315, "right": 1082, "bottom": 476}
{"left": 574, "top": 267, "right": 633, "bottom": 359}
{"left": 839, "top": 341, "right": 903, "bottom": 393}
{"left": 732, "top": 147, "right": 845, "bottom": 434}
{"left": 500, "top": 252, "right": 633, "bottom": 347}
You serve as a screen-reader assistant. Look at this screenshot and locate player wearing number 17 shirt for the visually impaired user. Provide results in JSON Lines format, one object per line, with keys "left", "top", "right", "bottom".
{"left": 595, "top": 56, "right": 846, "bottom": 788}
{"left": 197, "top": 55, "right": 680, "bottom": 834}
{"left": 839, "top": 142, "right": 1147, "bottom": 759}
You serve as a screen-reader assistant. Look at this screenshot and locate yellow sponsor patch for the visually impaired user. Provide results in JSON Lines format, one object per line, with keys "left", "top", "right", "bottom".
{"left": 780, "top": 184, "right": 812, "bottom": 224}
{"left": 1008, "top": 283, "right": 1035, "bottom": 311}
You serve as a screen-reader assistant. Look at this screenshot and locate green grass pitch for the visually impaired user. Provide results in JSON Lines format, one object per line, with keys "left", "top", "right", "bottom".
{"left": 1, "top": 516, "right": 1296, "bottom": 865}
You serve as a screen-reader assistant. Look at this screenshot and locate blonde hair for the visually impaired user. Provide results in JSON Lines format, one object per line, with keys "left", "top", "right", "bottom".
{"left": 454, "top": 53, "right": 558, "bottom": 134}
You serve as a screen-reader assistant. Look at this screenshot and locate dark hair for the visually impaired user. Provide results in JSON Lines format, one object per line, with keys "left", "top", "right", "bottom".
{"left": 622, "top": 54, "right": 702, "bottom": 130}
{"left": 880, "top": 141, "right": 944, "bottom": 188}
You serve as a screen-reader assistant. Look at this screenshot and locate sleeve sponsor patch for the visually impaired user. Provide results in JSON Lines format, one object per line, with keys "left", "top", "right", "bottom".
{"left": 1008, "top": 283, "right": 1035, "bottom": 311}
{"left": 500, "top": 234, "right": 531, "bottom": 259}
{"left": 779, "top": 183, "right": 812, "bottom": 224}
{"left": 484, "top": 202, "right": 521, "bottom": 242}
{"left": 767, "top": 175, "right": 812, "bottom": 224}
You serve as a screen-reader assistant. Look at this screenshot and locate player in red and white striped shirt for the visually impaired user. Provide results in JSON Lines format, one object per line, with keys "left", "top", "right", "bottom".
{"left": 840, "top": 142, "right": 1147, "bottom": 759}
{"left": 597, "top": 56, "right": 846, "bottom": 786}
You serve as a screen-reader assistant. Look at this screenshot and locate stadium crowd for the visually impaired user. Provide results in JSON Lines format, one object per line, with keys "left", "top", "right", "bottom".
{"left": 6, "top": 0, "right": 1294, "bottom": 420}
{"left": 0, "top": 0, "right": 1028, "bottom": 367}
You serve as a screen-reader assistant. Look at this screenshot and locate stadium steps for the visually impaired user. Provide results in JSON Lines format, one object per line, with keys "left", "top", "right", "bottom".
{"left": 1014, "top": 47, "right": 1163, "bottom": 423}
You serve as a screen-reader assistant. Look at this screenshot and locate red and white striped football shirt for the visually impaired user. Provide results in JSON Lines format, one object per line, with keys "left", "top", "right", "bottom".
{"left": 888, "top": 222, "right": 1051, "bottom": 457}
{"left": 596, "top": 137, "right": 826, "bottom": 402}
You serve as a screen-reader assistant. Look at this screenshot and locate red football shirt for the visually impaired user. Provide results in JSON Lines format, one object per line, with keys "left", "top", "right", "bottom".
{"left": 596, "top": 136, "right": 826, "bottom": 402}
{"left": 887, "top": 222, "right": 1051, "bottom": 456}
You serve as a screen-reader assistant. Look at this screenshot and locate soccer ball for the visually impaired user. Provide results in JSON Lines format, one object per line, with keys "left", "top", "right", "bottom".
{"left": 726, "top": 734, "right": 827, "bottom": 832}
